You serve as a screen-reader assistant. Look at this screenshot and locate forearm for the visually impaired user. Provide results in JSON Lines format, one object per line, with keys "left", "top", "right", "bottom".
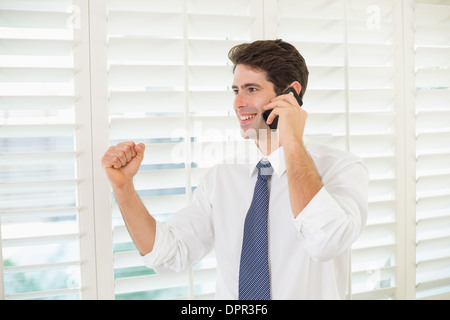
{"left": 284, "top": 140, "right": 323, "bottom": 218}
{"left": 292, "top": 163, "right": 369, "bottom": 261}
{"left": 113, "top": 183, "right": 156, "bottom": 256}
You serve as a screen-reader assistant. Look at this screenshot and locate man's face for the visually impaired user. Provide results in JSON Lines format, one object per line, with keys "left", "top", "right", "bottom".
{"left": 232, "top": 64, "right": 277, "bottom": 140}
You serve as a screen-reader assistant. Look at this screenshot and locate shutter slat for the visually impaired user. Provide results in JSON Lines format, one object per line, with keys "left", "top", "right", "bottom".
{"left": 0, "top": 96, "right": 74, "bottom": 110}
{"left": 2, "top": 234, "right": 79, "bottom": 248}
{"left": 109, "top": 91, "right": 185, "bottom": 115}
{"left": 108, "top": 65, "right": 185, "bottom": 88}
{"left": 107, "top": 11, "right": 183, "bottom": 38}
{"left": 114, "top": 271, "right": 190, "bottom": 295}
{"left": 0, "top": 10, "right": 71, "bottom": 29}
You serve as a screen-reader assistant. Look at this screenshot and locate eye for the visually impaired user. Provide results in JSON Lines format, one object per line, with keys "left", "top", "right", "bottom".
{"left": 233, "top": 89, "right": 239, "bottom": 95}
{"left": 248, "top": 87, "right": 257, "bottom": 93}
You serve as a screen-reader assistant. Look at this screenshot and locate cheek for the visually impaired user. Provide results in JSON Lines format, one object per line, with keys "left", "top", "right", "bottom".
{"left": 254, "top": 96, "right": 271, "bottom": 113}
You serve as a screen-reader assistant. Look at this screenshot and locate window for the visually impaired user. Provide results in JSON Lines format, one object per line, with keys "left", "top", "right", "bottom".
{"left": 1, "top": 0, "right": 449, "bottom": 300}
{"left": 0, "top": 0, "right": 94, "bottom": 299}
{"left": 275, "top": 0, "right": 402, "bottom": 300}
{"left": 106, "top": 0, "right": 263, "bottom": 300}
{"left": 413, "top": 0, "right": 450, "bottom": 299}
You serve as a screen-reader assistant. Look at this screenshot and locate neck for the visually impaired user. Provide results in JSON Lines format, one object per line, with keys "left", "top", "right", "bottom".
{"left": 256, "top": 129, "right": 280, "bottom": 156}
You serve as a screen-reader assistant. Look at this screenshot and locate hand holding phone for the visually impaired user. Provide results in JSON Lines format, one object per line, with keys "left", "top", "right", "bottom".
{"left": 262, "top": 87, "right": 303, "bottom": 130}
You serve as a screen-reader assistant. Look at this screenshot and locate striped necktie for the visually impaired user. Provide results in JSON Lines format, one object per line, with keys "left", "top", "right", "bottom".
{"left": 239, "top": 160, "right": 273, "bottom": 300}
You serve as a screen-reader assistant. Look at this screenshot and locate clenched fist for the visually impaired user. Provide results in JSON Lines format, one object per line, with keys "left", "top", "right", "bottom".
{"left": 101, "top": 141, "right": 145, "bottom": 189}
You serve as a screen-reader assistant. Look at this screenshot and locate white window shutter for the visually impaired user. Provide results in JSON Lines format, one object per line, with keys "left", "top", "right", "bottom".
{"left": 0, "top": 0, "right": 91, "bottom": 299}
{"left": 413, "top": 0, "right": 450, "bottom": 299}
{"left": 276, "top": 0, "right": 401, "bottom": 299}
{"left": 107, "top": 0, "right": 263, "bottom": 300}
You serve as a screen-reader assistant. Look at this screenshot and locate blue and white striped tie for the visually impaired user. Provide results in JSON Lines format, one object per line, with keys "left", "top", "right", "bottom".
{"left": 239, "top": 160, "right": 273, "bottom": 300}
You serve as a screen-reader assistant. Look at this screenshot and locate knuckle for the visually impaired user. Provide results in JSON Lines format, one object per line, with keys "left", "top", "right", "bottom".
{"left": 118, "top": 151, "right": 127, "bottom": 161}
{"left": 121, "top": 145, "right": 132, "bottom": 154}
{"left": 112, "top": 157, "right": 122, "bottom": 167}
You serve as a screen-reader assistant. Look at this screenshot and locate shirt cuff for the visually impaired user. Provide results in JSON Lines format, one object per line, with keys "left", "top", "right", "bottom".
{"left": 142, "top": 221, "right": 174, "bottom": 270}
{"left": 292, "top": 186, "right": 346, "bottom": 239}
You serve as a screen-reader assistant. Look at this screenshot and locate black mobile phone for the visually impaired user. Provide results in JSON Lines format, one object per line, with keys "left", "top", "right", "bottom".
{"left": 262, "top": 87, "right": 303, "bottom": 130}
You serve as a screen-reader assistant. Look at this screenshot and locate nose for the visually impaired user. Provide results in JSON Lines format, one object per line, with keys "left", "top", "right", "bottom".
{"left": 234, "top": 91, "right": 247, "bottom": 110}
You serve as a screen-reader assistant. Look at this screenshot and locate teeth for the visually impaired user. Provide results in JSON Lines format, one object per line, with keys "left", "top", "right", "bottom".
{"left": 241, "top": 114, "right": 256, "bottom": 121}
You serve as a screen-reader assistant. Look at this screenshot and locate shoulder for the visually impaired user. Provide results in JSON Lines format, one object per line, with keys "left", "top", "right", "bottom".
{"left": 305, "top": 140, "right": 362, "bottom": 162}
{"left": 304, "top": 140, "right": 368, "bottom": 177}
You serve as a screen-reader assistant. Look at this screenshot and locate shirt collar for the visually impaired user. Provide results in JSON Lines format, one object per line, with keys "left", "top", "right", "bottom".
{"left": 248, "top": 142, "right": 286, "bottom": 178}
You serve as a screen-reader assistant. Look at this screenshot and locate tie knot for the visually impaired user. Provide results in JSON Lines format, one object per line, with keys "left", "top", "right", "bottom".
{"left": 257, "top": 160, "right": 273, "bottom": 181}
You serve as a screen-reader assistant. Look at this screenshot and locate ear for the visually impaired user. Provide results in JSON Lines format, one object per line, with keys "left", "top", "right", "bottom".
{"left": 289, "top": 81, "right": 302, "bottom": 96}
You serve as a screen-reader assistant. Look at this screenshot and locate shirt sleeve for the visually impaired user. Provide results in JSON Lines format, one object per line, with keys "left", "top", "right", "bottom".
{"left": 142, "top": 221, "right": 178, "bottom": 273}
{"left": 292, "top": 161, "right": 369, "bottom": 262}
{"left": 142, "top": 174, "right": 215, "bottom": 273}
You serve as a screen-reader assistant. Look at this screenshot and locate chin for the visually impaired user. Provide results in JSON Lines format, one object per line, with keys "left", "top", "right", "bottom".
{"left": 240, "top": 126, "right": 272, "bottom": 141}
{"left": 239, "top": 126, "right": 258, "bottom": 140}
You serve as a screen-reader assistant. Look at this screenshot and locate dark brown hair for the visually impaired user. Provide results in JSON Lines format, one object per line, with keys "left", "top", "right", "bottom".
{"left": 228, "top": 39, "right": 309, "bottom": 98}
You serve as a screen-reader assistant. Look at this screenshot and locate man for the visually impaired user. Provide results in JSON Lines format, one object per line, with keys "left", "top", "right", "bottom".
{"left": 102, "top": 40, "right": 368, "bottom": 299}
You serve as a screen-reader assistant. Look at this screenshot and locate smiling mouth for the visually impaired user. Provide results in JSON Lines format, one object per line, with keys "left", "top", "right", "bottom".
{"left": 240, "top": 114, "right": 257, "bottom": 121}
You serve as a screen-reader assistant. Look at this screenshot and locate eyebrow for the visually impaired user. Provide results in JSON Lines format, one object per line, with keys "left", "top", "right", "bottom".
{"left": 231, "top": 83, "right": 263, "bottom": 90}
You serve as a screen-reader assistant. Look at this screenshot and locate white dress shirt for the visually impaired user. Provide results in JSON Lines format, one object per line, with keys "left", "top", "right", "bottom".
{"left": 143, "top": 140, "right": 369, "bottom": 300}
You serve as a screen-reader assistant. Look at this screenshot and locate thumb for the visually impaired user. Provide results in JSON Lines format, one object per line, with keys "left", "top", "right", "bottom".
{"left": 135, "top": 143, "right": 146, "bottom": 158}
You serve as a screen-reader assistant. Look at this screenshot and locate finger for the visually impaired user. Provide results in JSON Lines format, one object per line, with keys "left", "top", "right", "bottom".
{"left": 102, "top": 142, "right": 136, "bottom": 169}
{"left": 111, "top": 142, "right": 145, "bottom": 169}
{"left": 270, "top": 92, "right": 299, "bottom": 107}
{"left": 263, "top": 99, "right": 291, "bottom": 111}
{"left": 112, "top": 156, "right": 124, "bottom": 169}
{"left": 101, "top": 146, "right": 121, "bottom": 169}
{"left": 111, "top": 150, "right": 127, "bottom": 168}
{"left": 115, "top": 141, "right": 136, "bottom": 161}
{"left": 102, "top": 159, "right": 115, "bottom": 169}
{"left": 266, "top": 107, "right": 280, "bottom": 125}
{"left": 125, "top": 141, "right": 137, "bottom": 158}
{"left": 102, "top": 153, "right": 124, "bottom": 169}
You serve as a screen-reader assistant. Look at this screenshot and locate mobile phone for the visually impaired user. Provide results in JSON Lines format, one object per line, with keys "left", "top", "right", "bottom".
{"left": 262, "top": 87, "right": 303, "bottom": 130}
